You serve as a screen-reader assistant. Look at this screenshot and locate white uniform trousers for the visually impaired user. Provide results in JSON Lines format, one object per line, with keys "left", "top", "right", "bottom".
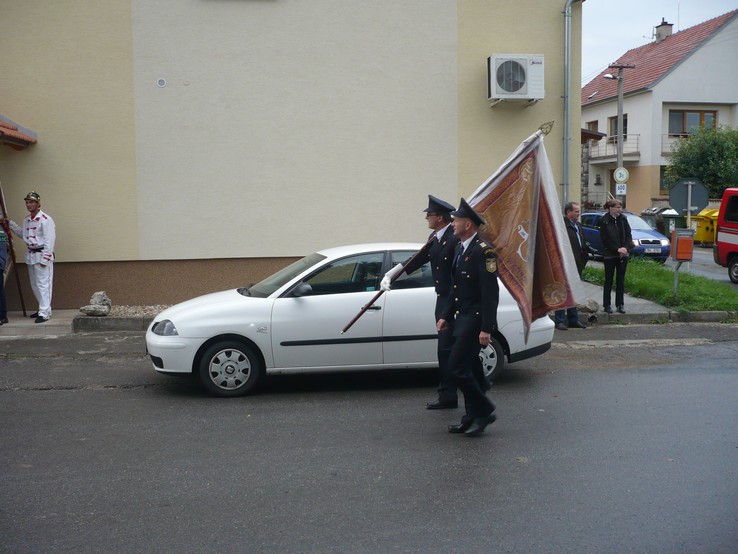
{"left": 28, "top": 262, "right": 53, "bottom": 319}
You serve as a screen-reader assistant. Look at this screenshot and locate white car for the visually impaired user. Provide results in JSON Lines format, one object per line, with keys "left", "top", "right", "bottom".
{"left": 146, "top": 243, "right": 554, "bottom": 397}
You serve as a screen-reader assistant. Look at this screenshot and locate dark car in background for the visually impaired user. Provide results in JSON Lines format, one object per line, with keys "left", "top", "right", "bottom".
{"left": 581, "top": 211, "right": 671, "bottom": 263}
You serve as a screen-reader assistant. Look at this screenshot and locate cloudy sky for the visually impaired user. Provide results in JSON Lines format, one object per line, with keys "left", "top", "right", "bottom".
{"left": 581, "top": 0, "right": 738, "bottom": 85}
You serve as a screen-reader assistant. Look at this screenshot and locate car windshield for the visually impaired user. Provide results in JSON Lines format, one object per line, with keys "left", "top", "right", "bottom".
{"left": 625, "top": 214, "right": 654, "bottom": 231}
{"left": 244, "top": 253, "right": 326, "bottom": 298}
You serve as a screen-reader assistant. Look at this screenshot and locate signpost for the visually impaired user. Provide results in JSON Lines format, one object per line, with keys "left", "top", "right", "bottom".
{"left": 668, "top": 178, "right": 709, "bottom": 230}
{"left": 668, "top": 178, "right": 708, "bottom": 285}
{"left": 614, "top": 166, "right": 628, "bottom": 201}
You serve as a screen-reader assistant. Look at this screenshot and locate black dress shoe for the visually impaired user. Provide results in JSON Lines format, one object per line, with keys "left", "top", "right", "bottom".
{"left": 0, "top": 318, "right": 8, "bottom": 324}
{"left": 448, "top": 419, "right": 473, "bottom": 433}
{"left": 603, "top": 306, "right": 613, "bottom": 314}
{"left": 34, "top": 316, "right": 49, "bottom": 324}
{"left": 616, "top": 306, "right": 626, "bottom": 314}
{"left": 464, "top": 413, "right": 497, "bottom": 437}
{"left": 568, "top": 321, "right": 586, "bottom": 329}
{"left": 555, "top": 322, "right": 568, "bottom": 331}
{"left": 29, "top": 312, "right": 39, "bottom": 318}
{"left": 427, "top": 399, "right": 458, "bottom": 410}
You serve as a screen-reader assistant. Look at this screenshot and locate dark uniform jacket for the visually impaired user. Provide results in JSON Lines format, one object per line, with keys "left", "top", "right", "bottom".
{"left": 564, "top": 217, "right": 590, "bottom": 274}
{"left": 598, "top": 213, "right": 633, "bottom": 259}
{"left": 441, "top": 234, "right": 500, "bottom": 336}
{"left": 404, "top": 227, "right": 459, "bottom": 319}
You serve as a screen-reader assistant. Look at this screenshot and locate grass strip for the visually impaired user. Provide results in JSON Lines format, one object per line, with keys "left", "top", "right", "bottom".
{"left": 582, "top": 258, "right": 738, "bottom": 312}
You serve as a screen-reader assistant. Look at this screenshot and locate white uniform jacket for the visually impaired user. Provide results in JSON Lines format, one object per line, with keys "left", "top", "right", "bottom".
{"left": 10, "top": 210, "right": 56, "bottom": 266}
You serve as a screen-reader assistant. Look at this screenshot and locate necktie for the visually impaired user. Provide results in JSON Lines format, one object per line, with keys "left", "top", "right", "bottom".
{"left": 453, "top": 244, "right": 464, "bottom": 272}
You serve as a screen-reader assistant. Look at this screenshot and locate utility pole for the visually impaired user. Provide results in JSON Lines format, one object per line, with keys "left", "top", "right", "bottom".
{"left": 604, "top": 64, "right": 635, "bottom": 209}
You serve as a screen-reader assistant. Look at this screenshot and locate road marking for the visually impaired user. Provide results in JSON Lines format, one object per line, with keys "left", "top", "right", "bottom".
{"left": 552, "top": 338, "right": 713, "bottom": 349}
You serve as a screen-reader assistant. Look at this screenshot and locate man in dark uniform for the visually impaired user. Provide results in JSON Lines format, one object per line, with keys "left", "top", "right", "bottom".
{"left": 554, "top": 201, "right": 590, "bottom": 330}
{"left": 437, "top": 198, "right": 498, "bottom": 437}
{"left": 383, "top": 195, "right": 488, "bottom": 410}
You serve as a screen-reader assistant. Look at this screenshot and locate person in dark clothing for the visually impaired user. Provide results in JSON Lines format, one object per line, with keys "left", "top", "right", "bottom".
{"left": 0, "top": 228, "right": 8, "bottom": 324}
{"left": 382, "top": 195, "right": 488, "bottom": 410}
{"left": 437, "top": 198, "right": 498, "bottom": 437}
{"left": 554, "top": 201, "right": 590, "bottom": 330}
{"left": 598, "top": 199, "right": 633, "bottom": 314}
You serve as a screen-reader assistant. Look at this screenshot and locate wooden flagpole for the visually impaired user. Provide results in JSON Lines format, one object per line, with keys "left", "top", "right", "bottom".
{"left": 0, "top": 182, "right": 28, "bottom": 316}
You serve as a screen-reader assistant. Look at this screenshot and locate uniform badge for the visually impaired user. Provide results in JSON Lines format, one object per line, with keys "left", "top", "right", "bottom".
{"left": 486, "top": 258, "right": 497, "bottom": 273}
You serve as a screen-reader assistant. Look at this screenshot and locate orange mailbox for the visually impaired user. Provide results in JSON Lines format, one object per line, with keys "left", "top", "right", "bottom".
{"left": 671, "top": 228, "right": 695, "bottom": 261}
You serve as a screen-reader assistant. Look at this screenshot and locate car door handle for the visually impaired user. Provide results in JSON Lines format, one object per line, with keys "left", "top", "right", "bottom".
{"left": 366, "top": 305, "right": 381, "bottom": 310}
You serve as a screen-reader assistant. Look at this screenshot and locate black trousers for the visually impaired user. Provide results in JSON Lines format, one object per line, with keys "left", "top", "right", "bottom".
{"left": 438, "top": 326, "right": 489, "bottom": 403}
{"left": 447, "top": 334, "right": 495, "bottom": 420}
{"left": 603, "top": 257, "right": 629, "bottom": 308}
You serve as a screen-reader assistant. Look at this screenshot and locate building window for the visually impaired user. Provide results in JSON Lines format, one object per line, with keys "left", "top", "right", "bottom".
{"left": 659, "top": 167, "right": 669, "bottom": 195}
{"left": 607, "top": 114, "right": 628, "bottom": 141}
{"left": 668, "top": 110, "right": 716, "bottom": 136}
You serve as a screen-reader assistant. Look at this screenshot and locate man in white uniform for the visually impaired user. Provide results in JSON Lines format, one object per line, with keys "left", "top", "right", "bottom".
{"left": 6, "top": 191, "right": 56, "bottom": 323}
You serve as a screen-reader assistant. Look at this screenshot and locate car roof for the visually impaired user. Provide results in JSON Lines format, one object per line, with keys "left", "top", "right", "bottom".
{"left": 315, "top": 242, "right": 424, "bottom": 258}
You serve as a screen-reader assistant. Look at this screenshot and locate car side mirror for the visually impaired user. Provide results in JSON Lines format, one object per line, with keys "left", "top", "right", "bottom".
{"left": 291, "top": 282, "right": 313, "bottom": 297}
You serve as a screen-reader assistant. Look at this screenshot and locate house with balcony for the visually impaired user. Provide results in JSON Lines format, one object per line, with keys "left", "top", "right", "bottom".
{"left": 580, "top": 9, "right": 738, "bottom": 213}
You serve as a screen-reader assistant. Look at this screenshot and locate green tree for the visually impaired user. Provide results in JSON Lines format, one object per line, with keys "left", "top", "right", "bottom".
{"left": 665, "top": 125, "right": 738, "bottom": 198}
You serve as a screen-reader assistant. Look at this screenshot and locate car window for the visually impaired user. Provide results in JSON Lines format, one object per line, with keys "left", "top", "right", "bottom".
{"left": 625, "top": 214, "right": 656, "bottom": 231}
{"left": 725, "top": 195, "right": 738, "bottom": 223}
{"left": 304, "top": 252, "right": 385, "bottom": 295}
{"left": 581, "top": 214, "right": 596, "bottom": 228}
{"left": 389, "top": 250, "right": 434, "bottom": 289}
{"left": 247, "top": 253, "right": 326, "bottom": 297}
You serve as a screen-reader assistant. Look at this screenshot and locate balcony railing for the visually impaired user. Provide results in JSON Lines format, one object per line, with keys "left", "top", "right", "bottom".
{"left": 586, "top": 135, "right": 640, "bottom": 159}
{"left": 662, "top": 133, "right": 689, "bottom": 156}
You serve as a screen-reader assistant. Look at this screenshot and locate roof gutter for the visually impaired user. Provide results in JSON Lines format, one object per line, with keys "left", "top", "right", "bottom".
{"left": 562, "top": 0, "right": 583, "bottom": 206}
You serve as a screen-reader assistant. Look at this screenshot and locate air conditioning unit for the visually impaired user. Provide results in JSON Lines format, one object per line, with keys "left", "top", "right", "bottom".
{"left": 487, "top": 54, "right": 545, "bottom": 101}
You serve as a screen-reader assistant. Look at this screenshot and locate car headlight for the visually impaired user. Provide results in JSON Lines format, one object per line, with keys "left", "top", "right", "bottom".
{"left": 151, "top": 319, "right": 178, "bottom": 336}
{"left": 632, "top": 239, "right": 640, "bottom": 246}
{"left": 661, "top": 239, "right": 670, "bottom": 246}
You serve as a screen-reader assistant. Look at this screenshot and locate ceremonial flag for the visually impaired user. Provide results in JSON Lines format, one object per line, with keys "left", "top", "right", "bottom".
{"left": 468, "top": 130, "right": 584, "bottom": 341}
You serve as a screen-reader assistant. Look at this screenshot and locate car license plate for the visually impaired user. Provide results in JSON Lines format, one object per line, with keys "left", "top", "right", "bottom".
{"left": 644, "top": 248, "right": 660, "bottom": 254}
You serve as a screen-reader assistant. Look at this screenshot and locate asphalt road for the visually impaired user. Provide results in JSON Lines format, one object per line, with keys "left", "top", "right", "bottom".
{"left": 664, "top": 246, "right": 736, "bottom": 290}
{"left": 1, "top": 325, "right": 737, "bottom": 553}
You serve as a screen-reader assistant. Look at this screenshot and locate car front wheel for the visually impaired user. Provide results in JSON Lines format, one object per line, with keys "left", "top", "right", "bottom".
{"left": 479, "top": 337, "right": 505, "bottom": 384}
{"left": 198, "top": 340, "right": 263, "bottom": 397}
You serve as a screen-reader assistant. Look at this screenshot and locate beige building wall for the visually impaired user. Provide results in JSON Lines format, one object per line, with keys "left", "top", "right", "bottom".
{"left": 459, "top": 1, "right": 581, "bottom": 200}
{"left": 0, "top": 1, "right": 139, "bottom": 263}
{"left": 1, "top": 0, "right": 581, "bottom": 309}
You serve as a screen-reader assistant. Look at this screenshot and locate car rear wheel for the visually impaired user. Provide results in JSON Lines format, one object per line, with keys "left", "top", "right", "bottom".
{"left": 729, "top": 258, "right": 738, "bottom": 284}
{"left": 479, "top": 337, "right": 504, "bottom": 384}
{"left": 198, "top": 340, "right": 263, "bottom": 397}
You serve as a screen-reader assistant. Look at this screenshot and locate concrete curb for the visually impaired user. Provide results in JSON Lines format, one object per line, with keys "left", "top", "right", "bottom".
{"left": 72, "top": 315, "right": 154, "bottom": 332}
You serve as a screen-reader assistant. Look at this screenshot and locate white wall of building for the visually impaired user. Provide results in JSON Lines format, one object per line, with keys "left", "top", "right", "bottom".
{"left": 132, "top": 0, "right": 458, "bottom": 259}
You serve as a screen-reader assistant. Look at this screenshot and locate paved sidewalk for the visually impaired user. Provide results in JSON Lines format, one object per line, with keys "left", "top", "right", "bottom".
{"left": 0, "top": 283, "right": 732, "bottom": 339}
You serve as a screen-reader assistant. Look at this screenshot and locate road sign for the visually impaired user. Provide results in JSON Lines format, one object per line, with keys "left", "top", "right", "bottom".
{"left": 615, "top": 182, "right": 627, "bottom": 196}
{"left": 669, "top": 178, "right": 709, "bottom": 215}
{"left": 614, "top": 167, "right": 629, "bottom": 183}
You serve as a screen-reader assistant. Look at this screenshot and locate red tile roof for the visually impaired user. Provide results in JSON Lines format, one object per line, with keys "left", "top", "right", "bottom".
{"left": 0, "top": 116, "right": 37, "bottom": 150}
{"left": 582, "top": 9, "right": 738, "bottom": 106}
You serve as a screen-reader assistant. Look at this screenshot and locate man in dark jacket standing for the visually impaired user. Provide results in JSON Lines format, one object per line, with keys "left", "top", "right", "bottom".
{"left": 437, "top": 198, "right": 498, "bottom": 437}
{"left": 598, "top": 199, "right": 633, "bottom": 314}
{"left": 554, "top": 201, "right": 589, "bottom": 330}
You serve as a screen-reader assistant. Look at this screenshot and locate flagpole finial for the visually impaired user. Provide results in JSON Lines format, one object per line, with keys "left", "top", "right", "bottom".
{"left": 538, "top": 121, "right": 555, "bottom": 136}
